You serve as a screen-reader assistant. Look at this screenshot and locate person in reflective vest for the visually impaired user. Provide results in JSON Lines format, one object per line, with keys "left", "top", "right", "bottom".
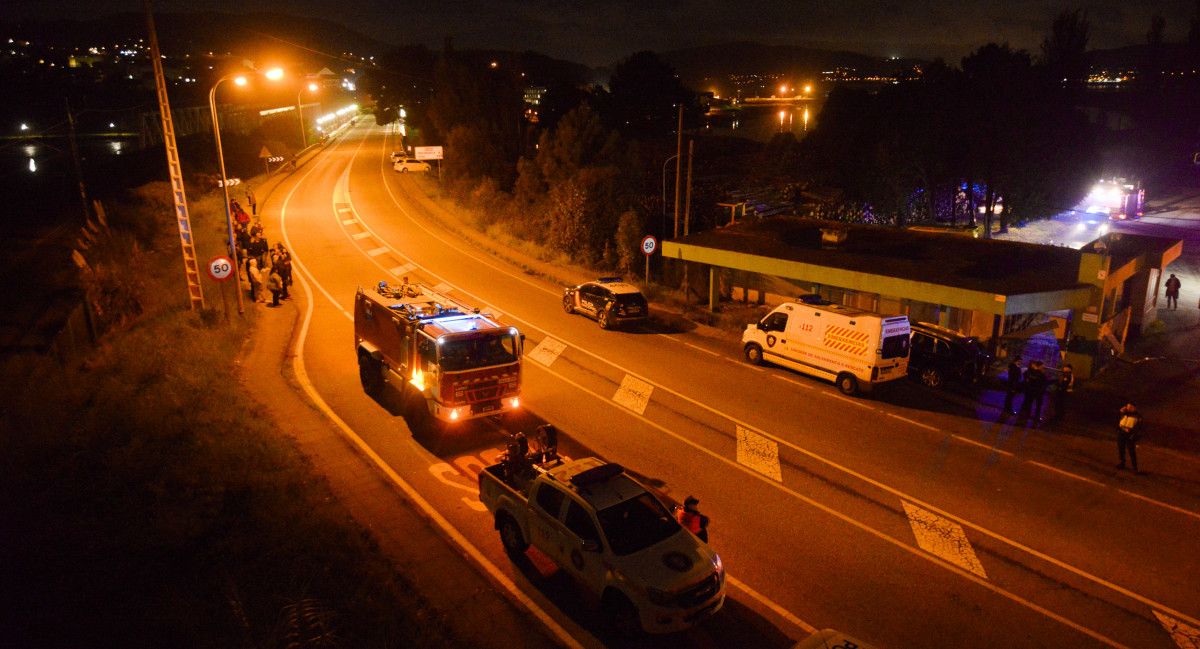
{"left": 675, "top": 496, "right": 709, "bottom": 543}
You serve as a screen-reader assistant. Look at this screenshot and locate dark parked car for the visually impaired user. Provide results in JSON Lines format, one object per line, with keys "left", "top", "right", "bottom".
{"left": 908, "top": 322, "right": 992, "bottom": 389}
{"left": 563, "top": 277, "right": 649, "bottom": 329}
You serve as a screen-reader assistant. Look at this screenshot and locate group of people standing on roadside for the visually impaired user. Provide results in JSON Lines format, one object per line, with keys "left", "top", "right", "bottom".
{"left": 1002, "top": 356, "right": 1074, "bottom": 424}
{"left": 1003, "top": 355, "right": 1144, "bottom": 473}
{"left": 232, "top": 196, "right": 293, "bottom": 308}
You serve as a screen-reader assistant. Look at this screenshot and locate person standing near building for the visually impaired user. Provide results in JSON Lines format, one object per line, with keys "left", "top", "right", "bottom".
{"left": 1020, "top": 360, "right": 1048, "bottom": 422}
{"left": 1116, "top": 402, "right": 1141, "bottom": 472}
{"left": 1052, "top": 364, "right": 1074, "bottom": 423}
{"left": 1004, "top": 356, "right": 1023, "bottom": 415}
{"left": 1164, "top": 273, "right": 1181, "bottom": 310}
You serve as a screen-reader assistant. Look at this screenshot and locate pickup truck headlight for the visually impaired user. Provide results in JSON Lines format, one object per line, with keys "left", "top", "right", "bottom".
{"left": 646, "top": 587, "right": 676, "bottom": 607}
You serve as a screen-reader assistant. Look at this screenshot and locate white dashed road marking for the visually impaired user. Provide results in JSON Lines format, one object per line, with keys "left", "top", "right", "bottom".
{"left": 351, "top": 231, "right": 371, "bottom": 240}
{"left": 367, "top": 247, "right": 388, "bottom": 257}
{"left": 527, "top": 337, "right": 567, "bottom": 367}
{"left": 903, "top": 501, "right": 987, "bottom": 578}
{"left": 341, "top": 218, "right": 356, "bottom": 225}
{"left": 390, "top": 262, "right": 415, "bottom": 276}
{"left": 736, "top": 426, "right": 783, "bottom": 482}
{"left": 433, "top": 281, "right": 452, "bottom": 293}
{"left": 1155, "top": 610, "right": 1200, "bottom": 649}
{"left": 484, "top": 305, "right": 503, "bottom": 318}
{"left": 612, "top": 374, "right": 654, "bottom": 415}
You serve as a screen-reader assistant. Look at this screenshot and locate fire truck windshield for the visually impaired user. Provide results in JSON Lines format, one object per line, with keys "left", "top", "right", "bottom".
{"left": 438, "top": 333, "right": 519, "bottom": 372}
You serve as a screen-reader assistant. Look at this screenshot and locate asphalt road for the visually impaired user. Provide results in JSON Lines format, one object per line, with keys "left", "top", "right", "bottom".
{"left": 262, "top": 118, "right": 1200, "bottom": 649}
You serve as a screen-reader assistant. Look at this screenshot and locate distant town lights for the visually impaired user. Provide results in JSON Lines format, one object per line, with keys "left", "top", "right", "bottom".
{"left": 19, "top": 123, "right": 29, "bottom": 131}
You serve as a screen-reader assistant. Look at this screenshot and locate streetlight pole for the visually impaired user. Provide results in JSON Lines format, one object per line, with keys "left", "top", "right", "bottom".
{"left": 297, "top": 82, "right": 317, "bottom": 149}
{"left": 661, "top": 153, "right": 679, "bottom": 239}
{"left": 209, "top": 73, "right": 245, "bottom": 315}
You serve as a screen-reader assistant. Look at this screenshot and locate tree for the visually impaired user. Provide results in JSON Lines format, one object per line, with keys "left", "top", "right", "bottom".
{"left": 599, "top": 51, "right": 697, "bottom": 138}
{"left": 614, "top": 210, "right": 643, "bottom": 274}
{"left": 1041, "top": 9, "right": 1090, "bottom": 86}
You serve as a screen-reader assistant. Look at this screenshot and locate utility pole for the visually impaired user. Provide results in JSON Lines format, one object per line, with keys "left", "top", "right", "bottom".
{"left": 64, "top": 99, "right": 91, "bottom": 224}
{"left": 681, "top": 139, "right": 695, "bottom": 301}
{"left": 683, "top": 140, "right": 694, "bottom": 237}
{"left": 144, "top": 0, "right": 204, "bottom": 310}
{"left": 672, "top": 104, "right": 683, "bottom": 238}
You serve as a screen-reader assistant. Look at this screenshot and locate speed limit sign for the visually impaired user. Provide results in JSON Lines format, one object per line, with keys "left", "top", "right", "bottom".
{"left": 641, "top": 235, "right": 658, "bottom": 256}
{"left": 207, "top": 255, "right": 235, "bottom": 282}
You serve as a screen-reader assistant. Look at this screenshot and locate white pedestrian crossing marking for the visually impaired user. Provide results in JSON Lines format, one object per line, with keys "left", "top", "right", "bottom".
{"left": 351, "top": 232, "right": 371, "bottom": 240}
{"left": 527, "top": 337, "right": 566, "bottom": 367}
{"left": 1155, "top": 611, "right": 1200, "bottom": 649}
{"left": 341, "top": 218, "right": 356, "bottom": 225}
{"left": 736, "top": 426, "right": 782, "bottom": 481}
{"left": 367, "top": 247, "right": 388, "bottom": 257}
{"left": 902, "top": 502, "right": 987, "bottom": 578}
{"left": 612, "top": 374, "right": 653, "bottom": 415}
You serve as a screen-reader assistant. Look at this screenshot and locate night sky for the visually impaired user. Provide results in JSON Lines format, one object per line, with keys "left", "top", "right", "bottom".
{"left": 8, "top": 0, "right": 1195, "bottom": 66}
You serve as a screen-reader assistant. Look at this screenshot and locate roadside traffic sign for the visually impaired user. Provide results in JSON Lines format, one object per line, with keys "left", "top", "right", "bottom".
{"left": 414, "top": 146, "right": 444, "bottom": 160}
{"left": 641, "top": 235, "right": 658, "bottom": 256}
{"left": 207, "top": 255, "right": 235, "bottom": 282}
{"left": 218, "top": 178, "right": 241, "bottom": 187}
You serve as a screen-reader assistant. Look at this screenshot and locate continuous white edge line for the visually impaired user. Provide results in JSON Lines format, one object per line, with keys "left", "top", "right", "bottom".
{"left": 367, "top": 123, "right": 1200, "bottom": 632}
{"left": 278, "top": 131, "right": 587, "bottom": 649}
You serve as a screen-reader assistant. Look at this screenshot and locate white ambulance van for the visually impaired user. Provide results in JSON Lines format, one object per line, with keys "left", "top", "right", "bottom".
{"left": 742, "top": 301, "right": 911, "bottom": 395}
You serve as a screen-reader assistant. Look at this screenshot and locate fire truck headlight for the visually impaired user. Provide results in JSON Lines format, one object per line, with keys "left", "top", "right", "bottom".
{"left": 449, "top": 408, "right": 460, "bottom": 421}
{"left": 509, "top": 397, "right": 520, "bottom": 409}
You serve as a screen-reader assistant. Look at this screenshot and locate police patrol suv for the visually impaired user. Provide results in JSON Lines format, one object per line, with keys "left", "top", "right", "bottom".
{"left": 563, "top": 277, "right": 649, "bottom": 329}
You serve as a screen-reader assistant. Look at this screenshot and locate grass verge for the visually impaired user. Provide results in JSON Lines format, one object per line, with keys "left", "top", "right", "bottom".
{"left": 0, "top": 183, "right": 460, "bottom": 648}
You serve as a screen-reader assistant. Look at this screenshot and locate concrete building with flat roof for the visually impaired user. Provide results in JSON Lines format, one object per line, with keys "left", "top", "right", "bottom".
{"left": 663, "top": 218, "right": 1182, "bottom": 377}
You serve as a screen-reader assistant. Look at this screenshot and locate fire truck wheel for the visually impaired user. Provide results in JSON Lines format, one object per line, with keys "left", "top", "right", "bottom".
{"left": 358, "top": 353, "right": 383, "bottom": 396}
{"left": 562, "top": 295, "right": 575, "bottom": 314}
{"left": 836, "top": 373, "right": 859, "bottom": 396}
{"left": 744, "top": 343, "right": 764, "bottom": 365}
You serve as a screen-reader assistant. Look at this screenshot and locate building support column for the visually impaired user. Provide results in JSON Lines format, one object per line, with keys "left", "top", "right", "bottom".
{"left": 989, "top": 314, "right": 1002, "bottom": 359}
{"left": 709, "top": 265, "right": 720, "bottom": 312}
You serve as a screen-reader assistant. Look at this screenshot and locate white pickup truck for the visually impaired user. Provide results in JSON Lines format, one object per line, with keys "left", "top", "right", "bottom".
{"left": 479, "top": 456, "right": 726, "bottom": 633}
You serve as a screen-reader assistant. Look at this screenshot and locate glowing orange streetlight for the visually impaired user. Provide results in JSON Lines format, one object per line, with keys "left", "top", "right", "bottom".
{"left": 209, "top": 67, "right": 285, "bottom": 314}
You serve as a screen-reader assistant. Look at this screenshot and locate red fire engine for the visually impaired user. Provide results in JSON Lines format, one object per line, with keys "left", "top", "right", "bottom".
{"left": 355, "top": 280, "right": 523, "bottom": 423}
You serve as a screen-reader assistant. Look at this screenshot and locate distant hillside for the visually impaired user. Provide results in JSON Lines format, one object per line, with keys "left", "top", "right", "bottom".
{"left": 1088, "top": 42, "right": 1197, "bottom": 69}
{"left": 661, "top": 42, "right": 920, "bottom": 84}
{"left": 3, "top": 11, "right": 393, "bottom": 68}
